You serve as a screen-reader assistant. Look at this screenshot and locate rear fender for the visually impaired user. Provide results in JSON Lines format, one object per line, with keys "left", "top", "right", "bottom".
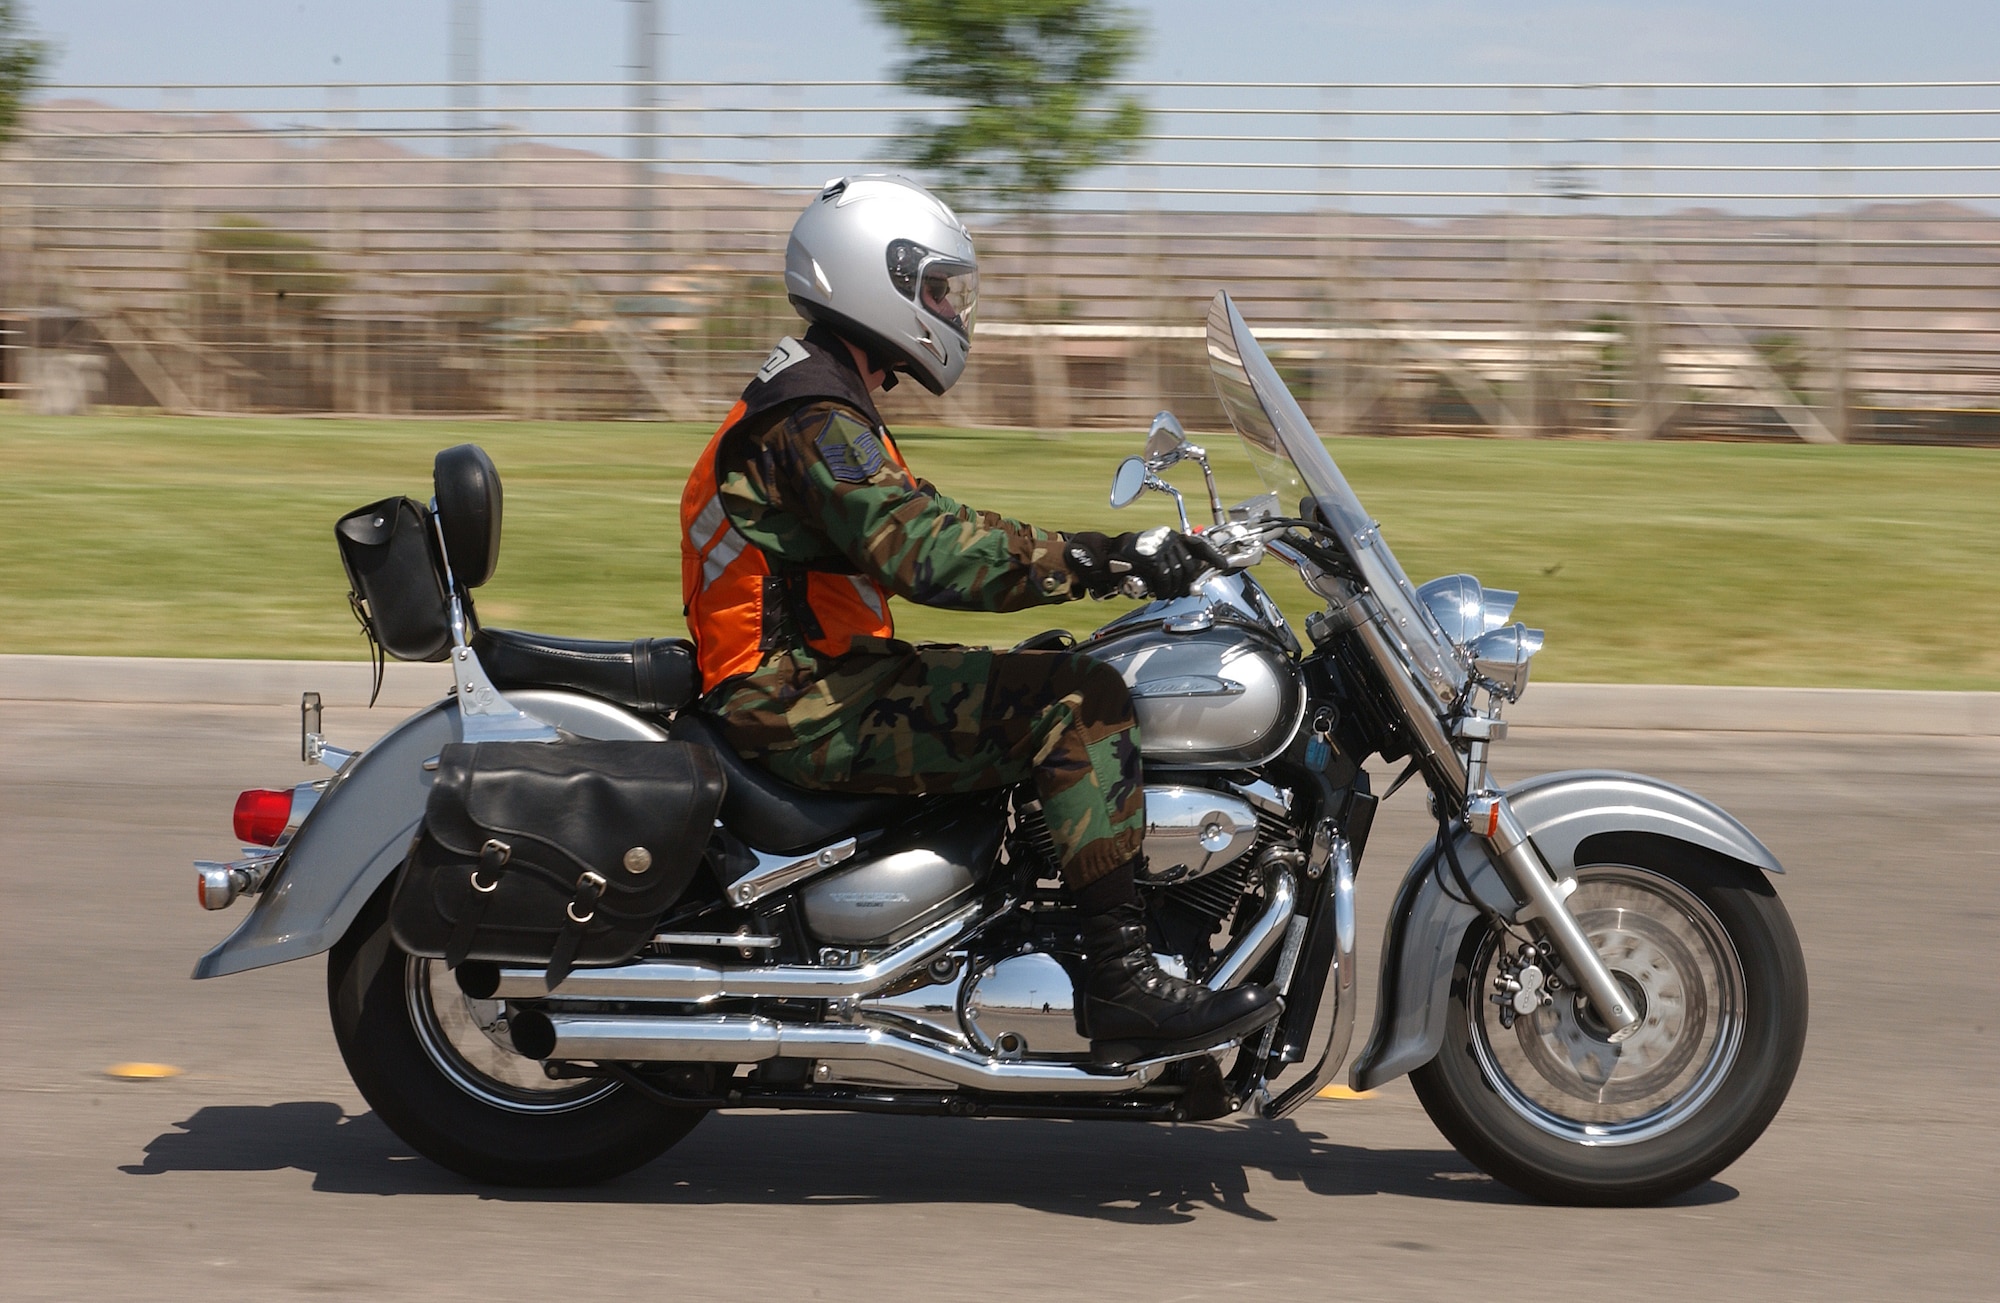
{"left": 1348, "top": 769, "right": 1783, "bottom": 1092}
{"left": 192, "top": 689, "right": 667, "bottom": 979}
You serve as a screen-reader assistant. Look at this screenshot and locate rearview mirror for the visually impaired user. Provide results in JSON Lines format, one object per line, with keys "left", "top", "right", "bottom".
{"left": 1144, "top": 411, "right": 1188, "bottom": 470}
{"left": 1110, "top": 456, "right": 1149, "bottom": 509}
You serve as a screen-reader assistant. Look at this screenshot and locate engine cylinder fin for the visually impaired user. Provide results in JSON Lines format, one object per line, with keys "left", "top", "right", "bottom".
{"left": 1022, "top": 791, "right": 1297, "bottom": 936}
{"left": 1164, "top": 861, "right": 1253, "bottom": 931}
{"left": 1156, "top": 802, "right": 1298, "bottom": 942}
{"left": 1013, "top": 799, "right": 1063, "bottom": 880}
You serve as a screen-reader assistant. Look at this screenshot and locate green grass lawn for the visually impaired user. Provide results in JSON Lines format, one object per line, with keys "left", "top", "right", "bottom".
{"left": 2, "top": 412, "right": 1996, "bottom": 689}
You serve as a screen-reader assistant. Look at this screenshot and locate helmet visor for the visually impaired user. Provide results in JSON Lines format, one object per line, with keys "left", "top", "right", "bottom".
{"left": 887, "top": 239, "right": 978, "bottom": 342}
{"left": 919, "top": 261, "right": 978, "bottom": 341}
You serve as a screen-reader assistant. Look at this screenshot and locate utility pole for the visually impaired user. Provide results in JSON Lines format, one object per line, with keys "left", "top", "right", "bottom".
{"left": 449, "top": 0, "right": 485, "bottom": 406}
{"left": 626, "top": 0, "right": 660, "bottom": 282}
{"left": 449, "top": 0, "right": 481, "bottom": 157}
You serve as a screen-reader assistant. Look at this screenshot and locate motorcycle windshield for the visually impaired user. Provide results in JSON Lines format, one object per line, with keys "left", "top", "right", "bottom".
{"left": 1205, "top": 291, "right": 1467, "bottom": 708}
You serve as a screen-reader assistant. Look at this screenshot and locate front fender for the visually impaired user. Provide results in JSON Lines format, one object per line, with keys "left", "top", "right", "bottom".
{"left": 1348, "top": 769, "right": 1784, "bottom": 1092}
{"left": 191, "top": 689, "right": 668, "bottom": 979}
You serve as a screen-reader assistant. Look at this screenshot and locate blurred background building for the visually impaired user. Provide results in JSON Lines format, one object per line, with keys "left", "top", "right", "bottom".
{"left": 1, "top": 8, "right": 1996, "bottom": 442}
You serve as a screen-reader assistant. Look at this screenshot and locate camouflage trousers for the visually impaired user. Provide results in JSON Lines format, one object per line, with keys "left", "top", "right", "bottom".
{"left": 710, "top": 644, "right": 1144, "bottom": 887}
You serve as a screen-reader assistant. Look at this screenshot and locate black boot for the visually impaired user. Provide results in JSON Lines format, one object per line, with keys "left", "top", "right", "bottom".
{"left": 1080, "top": 902, "right": 1280, "bottom": 1063}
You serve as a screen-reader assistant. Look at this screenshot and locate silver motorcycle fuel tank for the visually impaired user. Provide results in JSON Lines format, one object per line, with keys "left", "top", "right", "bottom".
{"left": 1081, "top": 623, "right": 1304, "bottom": 769}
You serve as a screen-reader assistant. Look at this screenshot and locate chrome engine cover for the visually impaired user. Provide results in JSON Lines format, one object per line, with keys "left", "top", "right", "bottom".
{"left": 798, "top": 849, "right": 980, "bottom": 948}
{"left": 962, "top": 952, "right": 1091, "bottom": 1057}
{"left": 1140, "top": 785, "right": 1260, "bottom": 884}
{"left": 1083, "top": 624, "right": 1304, "bottom": 768}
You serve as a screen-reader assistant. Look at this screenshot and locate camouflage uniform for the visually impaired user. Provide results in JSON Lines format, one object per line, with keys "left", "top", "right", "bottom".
{"left": 699, "top": 328, "right": 1142, "bottom": 888}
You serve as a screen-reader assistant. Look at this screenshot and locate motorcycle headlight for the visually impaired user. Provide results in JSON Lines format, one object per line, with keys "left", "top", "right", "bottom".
{"left": 1416, "top": 574, "right": 1542, "bottom": 703}
{"left": 1415, "top": 573, "right": 1518, "bottom": 645}
{"left": 1467, "top": 623, "right": 1546, "bottom": 703}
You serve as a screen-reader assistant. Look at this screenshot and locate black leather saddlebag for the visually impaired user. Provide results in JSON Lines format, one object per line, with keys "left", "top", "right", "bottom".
{"left": 390, "top": 739, "right": 727, "bottom": 989}
{"left": 335, "top": 495, "right": 452, "bottom": 664}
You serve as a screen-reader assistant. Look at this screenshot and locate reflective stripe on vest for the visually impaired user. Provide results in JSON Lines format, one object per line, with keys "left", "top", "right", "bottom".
{"left": 680, "top": 399, "right": 904, "bottom": 687}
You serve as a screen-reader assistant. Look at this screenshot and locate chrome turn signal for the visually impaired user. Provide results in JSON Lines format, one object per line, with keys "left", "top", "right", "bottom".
{"left": 194, "top": 852, "right": 281, "bottom": 911}
{"left": 196, "top": 864, "right": 244, "bottom": 911}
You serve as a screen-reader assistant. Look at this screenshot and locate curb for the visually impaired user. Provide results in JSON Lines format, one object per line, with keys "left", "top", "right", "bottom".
{"left": 0, "top": 655, "right": 450, "bottom": 711}
{"left": 1, "top": 654, "right": 1995, "bottom": 737}
{"left": 1505, "top": 682, "right": 2000, "bottom": 738}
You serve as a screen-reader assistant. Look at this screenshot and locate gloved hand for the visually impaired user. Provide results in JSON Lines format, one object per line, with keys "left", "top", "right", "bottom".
{"left": 1063, "top": 527, "right": 1228, "bottom": 600}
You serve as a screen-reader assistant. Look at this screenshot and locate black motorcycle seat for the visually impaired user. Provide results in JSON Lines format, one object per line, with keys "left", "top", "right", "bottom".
{"left": 668, "top": 711, "right": 919, "bottom": 858}
{"left": 472, "top": 628, "right": 699, "bottom": 716}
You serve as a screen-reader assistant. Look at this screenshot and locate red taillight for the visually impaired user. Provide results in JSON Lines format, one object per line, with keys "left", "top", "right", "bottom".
{"left": 233, "top": 788, "right": 295, "bottom": 846}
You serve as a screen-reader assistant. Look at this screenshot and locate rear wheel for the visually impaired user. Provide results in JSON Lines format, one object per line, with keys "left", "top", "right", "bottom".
{"left": 1410, "top": 845, "right": 1806, "bottom": 1206}
{"left": 327, "top": 887, "right": 706, "bottom": 1186}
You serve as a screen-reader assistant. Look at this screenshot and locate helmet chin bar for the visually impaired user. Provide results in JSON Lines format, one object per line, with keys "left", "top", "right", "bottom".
{"left": 797, "top": 303, "right": 951, "bottom": 397}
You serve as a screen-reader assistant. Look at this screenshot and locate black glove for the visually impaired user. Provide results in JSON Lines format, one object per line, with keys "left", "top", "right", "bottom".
{"left": 1063, "top": 527, "right": 1228, "bottom": 600}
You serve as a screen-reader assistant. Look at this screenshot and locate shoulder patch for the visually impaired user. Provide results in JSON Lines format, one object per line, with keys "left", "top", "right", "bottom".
{"left": 755, "top": 336, "right": 811, "bottom": 383}
{"left": 814, "top": 411, "right": 892, "bottom": 484}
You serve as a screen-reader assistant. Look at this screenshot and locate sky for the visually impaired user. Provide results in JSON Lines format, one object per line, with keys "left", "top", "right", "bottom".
{"left": 22, "top": 0, "right": 2000, "bottom": 90}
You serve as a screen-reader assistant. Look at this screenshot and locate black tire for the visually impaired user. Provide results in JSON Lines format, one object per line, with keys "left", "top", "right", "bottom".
{"left": 327, "top": 885, "right": 707, "bottom": 1186}
{"left": 1410, "top": 843, "right": 1807, "bottom": 1206}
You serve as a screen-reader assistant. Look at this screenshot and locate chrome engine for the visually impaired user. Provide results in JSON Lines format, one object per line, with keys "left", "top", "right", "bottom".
{"left": 489, "top": 757, "right": 1303, "bottom": 1092}
{"left": 826, "top": 949, "right": 1094, "bottom": 1087}
{"left": 1138, "top": 786, "right": 1260, "bottom": 883}
{"left": 963, "top": 953, "right": 1091, "bottom": 1056}
{"left": 1015, "top": 781, "right": 1289, "bottom": 890}
{"left": 492, "top": 825, "right": 1301, "bottom": 1088}
{"left": 797, "top": 847, "right": 981, "bottom": 947}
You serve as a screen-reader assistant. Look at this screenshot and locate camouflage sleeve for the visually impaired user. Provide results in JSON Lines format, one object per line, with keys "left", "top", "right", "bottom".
{"left": 776, "top": 402, "right": 1081, "bottom": 611}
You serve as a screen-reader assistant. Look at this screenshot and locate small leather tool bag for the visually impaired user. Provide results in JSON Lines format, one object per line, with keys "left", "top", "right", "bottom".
{"left": 335, "top": 496, "right": 453, "bottom": 665}
{"left": 391, "top": 739, "right": 727, "bottom": 989}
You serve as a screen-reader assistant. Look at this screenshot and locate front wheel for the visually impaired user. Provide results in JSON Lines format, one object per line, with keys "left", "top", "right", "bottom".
{"left": 1410, "top": 844, "right": 1807, "bottom": 1205}
{"left": 327, "top": 886, "right": 707, "bottom": 1186}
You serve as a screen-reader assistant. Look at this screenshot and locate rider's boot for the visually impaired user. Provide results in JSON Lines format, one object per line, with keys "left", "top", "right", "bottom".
{"left": 1076, "top": 863, "right": 1280, "bottom": 1063}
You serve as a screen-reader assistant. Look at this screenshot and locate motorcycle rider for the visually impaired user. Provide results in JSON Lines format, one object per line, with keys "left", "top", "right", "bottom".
{"left": 680, "top": 175, "right": 1278, "bottom": 1060}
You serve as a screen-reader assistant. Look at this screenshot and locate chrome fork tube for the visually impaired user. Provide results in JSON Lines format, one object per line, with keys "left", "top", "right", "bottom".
{"left": 1482, "top": 798, "right": 1641, "bottom": 1036}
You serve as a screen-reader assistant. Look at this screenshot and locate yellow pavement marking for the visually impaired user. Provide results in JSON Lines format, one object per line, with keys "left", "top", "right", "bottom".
{"left": 1316, "top": 1084, "right": 1379, "bottom": 1100}
{"left": 105, "top": 1063, "right": 183, "bottom": 1080}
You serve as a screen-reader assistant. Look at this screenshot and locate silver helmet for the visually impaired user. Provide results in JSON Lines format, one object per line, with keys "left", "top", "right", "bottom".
{"left": 784, "top": 175, "right": 979, "bottom": 395}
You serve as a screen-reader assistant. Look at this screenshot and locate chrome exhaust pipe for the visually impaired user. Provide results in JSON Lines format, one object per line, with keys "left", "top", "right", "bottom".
{"left": 1203, "top": 868, "right": 1297, "bottom": 992}
{"left": 483, "top": 903, "right": 979, "bottom": 1004}
{"left": 508, "top": 1010, "right": 1175, "bottom": 1095}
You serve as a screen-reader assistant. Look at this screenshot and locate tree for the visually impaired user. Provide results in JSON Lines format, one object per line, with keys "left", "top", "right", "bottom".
{"left": 193, "top": 216, "right": 344, "bottom": 317}
{"left": 0, "top": 0, "right": 48, "bottom": 144}
{"left": 867, "top": 0, "right": 1148, "bottom": 212}
{"left": 869, "top": 1, "right": 1149, "bottom": 429}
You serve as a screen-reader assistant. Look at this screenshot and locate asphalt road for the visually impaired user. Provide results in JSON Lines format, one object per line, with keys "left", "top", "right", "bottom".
{"left": 4, "top": 698, "right": 1997, "bottom": 1302}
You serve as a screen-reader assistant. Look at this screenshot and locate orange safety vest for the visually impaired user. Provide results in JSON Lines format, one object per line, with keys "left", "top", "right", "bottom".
{"left": 680, "top": 396, "right": 912, "bottom": 688}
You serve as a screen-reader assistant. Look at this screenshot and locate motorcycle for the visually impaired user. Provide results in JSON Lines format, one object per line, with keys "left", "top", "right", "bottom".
{"left": 189, "top": 292, "right": 1806, "bottom": 1205}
